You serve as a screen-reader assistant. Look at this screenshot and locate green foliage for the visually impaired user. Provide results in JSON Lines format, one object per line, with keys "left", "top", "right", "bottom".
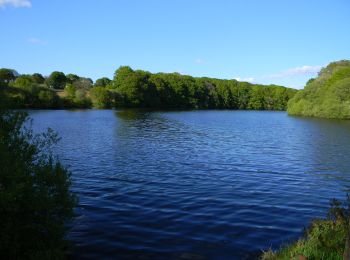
{"left": 90, "top": 86, "right": 114, "bottom": 108}
{"left": 72, "top": 89, "right": 91, "bottom": 108}
{"left": 72, "top": 77, "right": 93, "bottom": 90}
{"left": 288, "top": 60, "right": 350, "bottom": 119}
{"left": 9, "top": 76, "right": 61, "bottom": 108}
{"left": 95, "top": 77, "right": 112, "bottom": 87}
{"left": 113, "top": 66, "right": 145, "bottom": 107}
{"left": 46, "top": 71, "right": 67, "bottom": 89}
{"left": 0, "top": 68, "right": 16, "bottom": 86}
{"left": 64, "top": 83, "right": 77, "bottom": 99}
{"left": 66, "top": 73, "right": 79, "bottom": 84}
{"left": 63, "top": 84, "right": 90, "bottom": 108}
{"left": 31, "top": 73, "right": 45, "bottom": 84}
{"left": 0, "top": 110, "right": 77, "bottom": 259}
{"left": 1, "top": 66, "right": 297, "bottom": 110}
{"left": 12, "top": 75, "right": 34, "bottom": 88}
{"left": 262, "top": 196, "right": 350, "bottom": 260}
{"left": 111, "top": 66, "right": 297, "bottom": 110}
{"left": 37, "top": 89, "right": 60, "bottom": 108}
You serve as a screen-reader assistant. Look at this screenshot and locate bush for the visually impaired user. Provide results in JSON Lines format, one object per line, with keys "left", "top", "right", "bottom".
{"left": 90, "top": 86, "right": 114, "bottom": 108}
{"left": 0, "top": 110, "right": 77, "bottom": 259}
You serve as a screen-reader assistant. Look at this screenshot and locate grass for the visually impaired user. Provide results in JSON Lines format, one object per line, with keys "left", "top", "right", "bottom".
{"left": 262, "top": 198, "right": 350, "bottom": 260}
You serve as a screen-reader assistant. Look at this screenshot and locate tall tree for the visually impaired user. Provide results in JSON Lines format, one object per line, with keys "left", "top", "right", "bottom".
{"left": 46, "top": 71, "right": 67, "bottom": 89}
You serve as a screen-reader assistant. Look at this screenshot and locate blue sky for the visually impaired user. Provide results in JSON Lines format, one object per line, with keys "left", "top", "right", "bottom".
{"left": 1, "top": 0, "right": 349, "bottom": 89}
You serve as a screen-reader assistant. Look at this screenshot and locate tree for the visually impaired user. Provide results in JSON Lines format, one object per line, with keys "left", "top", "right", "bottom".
{"left": 31, "top": 73, "right": 45, "bottom": 84}
{"left": 64, "top": 83, "right": 77, "bottom": 99}
{"left": 73, "top": 89, "right": 91, "bottom": 107}
{"left": 12, "top": 75, "right": 34, "bottom": 88}
{"left": 0, "top": 68, "right": 16, "bottom": 86}
{"left": 46, "top": 71, "right": 67, "bottom": 89}
{"left": 66, "top": 73, "right": 79, "bottom": 84}
{"left": 0, "top": 110, "right": 76, "bottom": 258}
{"left": 38, "top": 90, "right": 59, "bottom": 108}
{"left": 1, "top": 66, "right": 298, "bottom": 110}
{"left": 90, "top": 86, "right": 114, "bottom": 108}
{"left": 95, "top": 77, "right": 112, "bottom": 88}
{"left": 288, "top": 60, "right": 350, "bottom": 119}
{"left": 72, "top": 77, "right": 93, "bottom": 90}
{"left": 113, "top": 66, "right": 144, "bottom": 107}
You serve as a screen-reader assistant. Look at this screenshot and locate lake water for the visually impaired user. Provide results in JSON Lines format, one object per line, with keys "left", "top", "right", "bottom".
{"left": 29, "top": 110, "right": 350, "bottom": 259}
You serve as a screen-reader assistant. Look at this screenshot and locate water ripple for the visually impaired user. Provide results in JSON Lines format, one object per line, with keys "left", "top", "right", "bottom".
{"left": 28, "top": 110, "right": 350, "bottom": 259}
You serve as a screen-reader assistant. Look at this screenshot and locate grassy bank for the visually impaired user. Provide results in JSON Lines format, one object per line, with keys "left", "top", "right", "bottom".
{"left": 262, "top": 198, "right": 350, "bottom": 260}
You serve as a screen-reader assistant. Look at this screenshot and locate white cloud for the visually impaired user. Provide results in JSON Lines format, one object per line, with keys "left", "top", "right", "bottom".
{"left": 265, "top": 65, "right": 322, "bottom": 79}
{"left": 195, "top": 58, "right": 204, "bottom": 64}
{"left": 27, "top": 37, "right": 47, "bottom": 45}
{"left": 0, "top": 0, "right": 31, "bottom": 8}
{"left": 234, "top": 77, "right": 255, "bottom": 82}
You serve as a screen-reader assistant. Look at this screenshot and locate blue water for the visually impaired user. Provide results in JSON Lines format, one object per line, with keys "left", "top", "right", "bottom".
{"left": 29, "top": 110, "right": 350, "bottom": 259}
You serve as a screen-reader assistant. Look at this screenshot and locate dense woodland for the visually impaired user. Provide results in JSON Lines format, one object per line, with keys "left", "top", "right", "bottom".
{"left": 288, "top": 60, "right": 350, "bottom": 119}
{"left": 0, "top": 67, "right": 297, "bottom": 110}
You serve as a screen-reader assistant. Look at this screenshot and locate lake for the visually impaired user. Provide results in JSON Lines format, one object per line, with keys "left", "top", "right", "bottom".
{"left": 28, "top": 110, "right": 350, "bottom": 259}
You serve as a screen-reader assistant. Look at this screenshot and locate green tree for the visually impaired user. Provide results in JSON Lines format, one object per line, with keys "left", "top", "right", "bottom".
{"left": 12, "top": 75, "right": 34, "bottom": 88}
{"left": 66, "top": 73, "right": 79, "bottom": 84}
{"left": 1, "top": 66, "right": 298, "bottom": 110}
{"left": 73, "top": 89, "right": 91, "bottom": 107}
{"left": 73, "top": 77, "right": 93, "bottom": 90}
{"left": 0, "top": 68, "right": 16, "bottom": 86}
{"left": 113, "top": 66, "right": 143, "bottom": 107}
{"left": 31, "top": 73, "right": 45, "bottom": 84}
{"left": 64, "top": 83, "right": 77, "bottom": 99}
{"left": 90, "top": 86, "right": 114, "bottom": 108}
{"left": 95, "top": 77, "right": 112, "bottom": 87}
{"left": 288, "top": 60, "right": 350, "bottom": 119}
{"left": 46, "top": 71, "right": 67, "bottom": 89}
{"left": 38, "top": 90, "right": 59, "bottom": 108}
{"left": 0, "top": 110, "right": 76, "bottom": 258}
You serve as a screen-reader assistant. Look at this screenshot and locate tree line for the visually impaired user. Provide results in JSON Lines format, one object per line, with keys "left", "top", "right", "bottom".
{"left": 0, "top": 67, "right": 297, "bottom": 110}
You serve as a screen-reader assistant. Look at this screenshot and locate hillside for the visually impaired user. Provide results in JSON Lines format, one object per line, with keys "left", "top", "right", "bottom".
{"left": 287, "top": 60, "right": 350, "bottom": 119}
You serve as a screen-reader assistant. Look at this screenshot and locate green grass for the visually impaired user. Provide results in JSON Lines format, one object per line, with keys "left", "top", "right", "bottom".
{"left": 262, "top": 198, "right": 349, "bottom": 260}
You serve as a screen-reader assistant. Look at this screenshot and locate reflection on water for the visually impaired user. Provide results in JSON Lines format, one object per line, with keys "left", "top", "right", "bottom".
{"left": 29, "top": 110, "right": 350, "bottom": 259}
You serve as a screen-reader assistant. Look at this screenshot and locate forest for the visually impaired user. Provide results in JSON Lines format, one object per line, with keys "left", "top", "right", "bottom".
{"left": 0, "top": 67, "right": 297, "bottom": 110}
{"left": 288, "top": 60, "right": 350, "bottom": 119}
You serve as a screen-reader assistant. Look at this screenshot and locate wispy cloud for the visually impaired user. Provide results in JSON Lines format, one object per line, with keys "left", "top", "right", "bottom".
{"left": 234, "top": 77, "right": 255, "bottom": 83}
{"left": 265, "top": 65, "right": 322, "bottom": 79}
{"left": 27, "top": 37, "right": 47, "bottom": 45}
{"left": 0, "top": 0, "right": 31, "bottom": 8}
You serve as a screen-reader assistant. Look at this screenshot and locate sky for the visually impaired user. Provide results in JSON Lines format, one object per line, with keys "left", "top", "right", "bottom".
{"left": 1, "top": 0, "right": 349, "bottom": 89}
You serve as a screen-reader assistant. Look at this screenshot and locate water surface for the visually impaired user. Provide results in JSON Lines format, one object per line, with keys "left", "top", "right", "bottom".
{"left": 29, "top": 110, "right": 350, "bottom": 259}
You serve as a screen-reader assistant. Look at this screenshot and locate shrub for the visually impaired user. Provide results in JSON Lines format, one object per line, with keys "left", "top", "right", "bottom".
{"left": 0, "top": 110, "right": 77, "bottom": 259}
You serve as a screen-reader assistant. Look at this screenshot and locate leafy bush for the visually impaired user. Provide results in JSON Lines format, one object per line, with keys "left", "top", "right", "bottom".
{"left": 90, "top": 86, "right": 114, "bottom": 108}
{"left": 0, "top": 110, "right": 77, "bottom": 259}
